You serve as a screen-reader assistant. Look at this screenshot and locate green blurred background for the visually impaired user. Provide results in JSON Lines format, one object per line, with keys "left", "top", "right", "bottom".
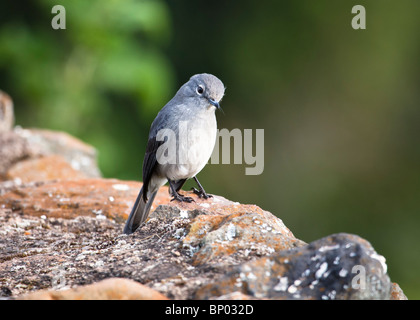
{"left": 0, "top": 0, "right": 419, "bottom": 298}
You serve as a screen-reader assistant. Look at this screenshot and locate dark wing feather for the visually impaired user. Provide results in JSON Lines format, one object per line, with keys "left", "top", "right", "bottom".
{"left": 142, "top": 136, "right": 163, "bottom": 201}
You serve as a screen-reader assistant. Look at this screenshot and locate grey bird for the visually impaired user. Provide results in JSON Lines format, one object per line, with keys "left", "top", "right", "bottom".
{"left": 123, "top": 73, "right": 225, "bottom": 234}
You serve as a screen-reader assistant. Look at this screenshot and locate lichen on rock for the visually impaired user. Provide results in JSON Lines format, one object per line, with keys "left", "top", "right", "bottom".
{"left": 0, "top": 180, "right": 405, "bottom": 300}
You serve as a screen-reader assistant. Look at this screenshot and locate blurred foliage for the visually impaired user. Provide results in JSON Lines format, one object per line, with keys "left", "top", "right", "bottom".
{"left": 0, "top": 0, "right": 175, "bottom": 179}
{"left": 0, "top": 0, "right": 419, "bottom": 298}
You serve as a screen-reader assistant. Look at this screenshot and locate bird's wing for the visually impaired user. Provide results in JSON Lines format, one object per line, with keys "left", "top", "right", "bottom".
{"left": 142, "top": 135, "right": 164, "bottom": 201}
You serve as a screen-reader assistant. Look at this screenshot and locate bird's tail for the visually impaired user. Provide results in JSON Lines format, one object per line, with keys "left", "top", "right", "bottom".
{"left": 123, "top": 186, "right": 157, "bottom": 234}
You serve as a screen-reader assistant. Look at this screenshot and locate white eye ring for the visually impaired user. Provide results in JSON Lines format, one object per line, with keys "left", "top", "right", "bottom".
{"left": 196, "top": 85, "right": 204, "bottom": 95}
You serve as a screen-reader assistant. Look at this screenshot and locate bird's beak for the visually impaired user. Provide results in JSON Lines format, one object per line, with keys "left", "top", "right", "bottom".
{"left": 208, "top": 98, "right": 220, "bottom": 110}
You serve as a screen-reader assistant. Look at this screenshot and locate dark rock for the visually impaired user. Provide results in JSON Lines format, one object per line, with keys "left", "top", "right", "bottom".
{"left": 195, "top": 233, "right": 391, "bottom": 300}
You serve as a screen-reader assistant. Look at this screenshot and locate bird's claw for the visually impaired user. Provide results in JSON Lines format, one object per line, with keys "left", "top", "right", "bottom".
{"left": 171, "top": 194, "right": 195, "bottom": 203}
{"left": 191, "top": 187, "right": 213, "bottom": 199}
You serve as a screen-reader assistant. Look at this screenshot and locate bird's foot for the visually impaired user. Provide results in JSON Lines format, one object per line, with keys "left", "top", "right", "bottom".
{"left": 191, "top": 187, "right": 213, "bottom": 199}
{"left": 171, "top": 193, "right": 195, "bottom": 203}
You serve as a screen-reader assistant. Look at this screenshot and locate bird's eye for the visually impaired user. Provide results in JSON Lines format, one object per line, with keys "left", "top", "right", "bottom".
{"left": 196, "top": 85, "right": 204, "bottom": 95}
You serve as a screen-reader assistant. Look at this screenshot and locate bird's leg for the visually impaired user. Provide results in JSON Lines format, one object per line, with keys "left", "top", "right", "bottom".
{"left": 168, "top": 180, "right": 194, "bottom": 203}
{"left": 192, "top": 176, "right": 212, "bottom": 199}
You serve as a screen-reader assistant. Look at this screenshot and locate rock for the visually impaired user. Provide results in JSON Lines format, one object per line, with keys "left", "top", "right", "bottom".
{"left": 0, "top": 178, "right": 170, "bottom": 221}
{"left": 13, "top": 128, "right": 101, "bottom": 179}
{"left": 1, "top": 93, "right": 100, "bottom": 180}
{"left": 0, "top": 178, "right": 406, "bottom": 300}
{"left": 19, "top": 278, "right": 168, "bottom": 300}
{"left": 151, "top": 196, "right": 305, "bottom": 266}
{"left": 6, "top": 155, "right": 88, "bottom": 183}
{"left": 211, "top": 291, "right": 257, "bottom": 300}
{"left": 0, "top": 90, "right": 14, "bottom": 132}
{"left": 0, "top": 131, "right": 39, "bottom": 179}
{"left": 0, "top": 125, "right": 101, "bottom": 181}
{"left": 1, "top": 92, "right": 403, "bottom": 300}
{"left": 390, "top": 283, "right": 408, "bottom": 300}
{"left": 195, "top": 233, "right": 391, "bottom": 300}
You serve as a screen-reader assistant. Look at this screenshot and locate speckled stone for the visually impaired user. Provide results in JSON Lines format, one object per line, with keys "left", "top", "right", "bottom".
{"left": 0, "top": 178, "right": 402, "bottom": 300}
{"left": 195, "top": 233, "right": 391, "bottom": 300}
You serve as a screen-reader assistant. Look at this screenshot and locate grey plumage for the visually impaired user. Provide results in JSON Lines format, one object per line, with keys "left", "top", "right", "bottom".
{"left": 123, "top": 73, "right": 225, "bottom": 234}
